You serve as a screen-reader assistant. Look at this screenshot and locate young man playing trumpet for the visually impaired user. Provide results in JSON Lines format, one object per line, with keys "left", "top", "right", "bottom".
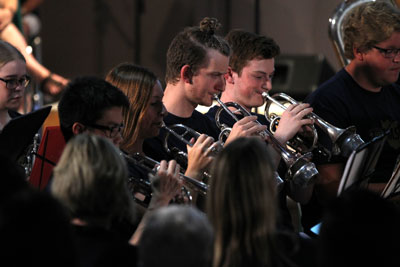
{"left": 143, "top": 18, "right": 267, "bottom": 170}
{"left": 303, "top": 1, "right": 400, "bottom": 229}
{"left": 204, "top": 30, "right": 316, "bottom": 232}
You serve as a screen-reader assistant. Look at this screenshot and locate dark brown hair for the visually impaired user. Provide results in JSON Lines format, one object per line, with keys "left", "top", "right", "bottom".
{"left": 165, "top": 17, "right": 230, "bottom": 84}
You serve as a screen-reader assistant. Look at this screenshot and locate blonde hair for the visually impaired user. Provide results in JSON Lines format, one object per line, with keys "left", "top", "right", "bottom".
{"left": 51, "top": 134, "right": 135, "bottom": 228}
{"left": 343, "top": 1, "right": 400, "bottom": 59}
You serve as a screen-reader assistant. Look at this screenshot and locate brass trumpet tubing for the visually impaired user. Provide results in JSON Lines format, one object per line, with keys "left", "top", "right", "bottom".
{"left": 262, "top": 92, "right": 364, "bottom": 157}
{"left": 122, "top": 152, "right": 208, "bottom": 195}
{"left": 161, "top": 122, "right": 198, "bottom": 148}
{"left": 212, "top": 94, "right": 318, "bottom": 187}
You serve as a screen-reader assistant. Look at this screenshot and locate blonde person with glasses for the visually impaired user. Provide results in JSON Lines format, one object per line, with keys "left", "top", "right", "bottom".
{"left": 0, "top": 40, "right": 30, "bottom": 131}
{"left": 303, "top": 1, "right": 400, "bottom": 230}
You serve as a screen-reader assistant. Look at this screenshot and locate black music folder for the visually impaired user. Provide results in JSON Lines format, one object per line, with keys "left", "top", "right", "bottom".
{"left": 0, "top": 106, "right": 51, "bottom": 162}
{"left": 337, "top": 132, "right": 388, "bottom": 196}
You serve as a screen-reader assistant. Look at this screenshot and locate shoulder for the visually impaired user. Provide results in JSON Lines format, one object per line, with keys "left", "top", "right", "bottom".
{"left": 8, "top": 109, "right": 21, "bottom": 119}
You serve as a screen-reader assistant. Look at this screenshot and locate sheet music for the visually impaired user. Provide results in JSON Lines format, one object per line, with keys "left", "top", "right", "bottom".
{"left": 337, "top": 132, "right": 388, "bottom": 196}
{"left": 337, "top": 148, "right": 369, "bottom": 196}
{"left": 381, "top": 156, "right": 400, "bottom": 199}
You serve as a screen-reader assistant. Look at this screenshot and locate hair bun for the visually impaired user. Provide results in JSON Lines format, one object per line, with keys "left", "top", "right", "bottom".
{"left": 199, "top": 17, "right": 221, "bottom": 35}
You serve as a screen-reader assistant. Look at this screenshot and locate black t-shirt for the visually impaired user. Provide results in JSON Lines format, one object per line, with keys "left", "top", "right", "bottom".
{"left": 305, "top": 68, "right": 400, "bottom": 182}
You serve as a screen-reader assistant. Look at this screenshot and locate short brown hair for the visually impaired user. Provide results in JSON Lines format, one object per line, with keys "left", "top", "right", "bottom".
{"left": 225, "top": 30, "right": 280, "bottom": 76}
{"left": 165, "top": 17, "right": 230, "bottom": 85}
{"left": 343, "top": 1, "right": 400, "bottom": 60}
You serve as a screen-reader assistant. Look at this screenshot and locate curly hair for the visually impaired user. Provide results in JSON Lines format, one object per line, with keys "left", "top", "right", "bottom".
{"left": 165, "top": 17, "right": 230, "bottom": 84}
{"left": 225, "top": 30, "right": 280, "bottom": 76}
{"left": 343, "top": 1, "right": 400, "bottom": 60}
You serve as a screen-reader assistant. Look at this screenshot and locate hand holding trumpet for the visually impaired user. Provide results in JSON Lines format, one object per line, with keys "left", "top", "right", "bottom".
{"left": 274, "top": 103, "right": 314, "bottom": 145}
{"left": 186, "top": 134, "right": 221, "bottom": 180}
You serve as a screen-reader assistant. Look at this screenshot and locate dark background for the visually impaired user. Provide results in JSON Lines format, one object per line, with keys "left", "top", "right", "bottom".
{"left": 37, "top": 0, "right": 345, "bottom": 98}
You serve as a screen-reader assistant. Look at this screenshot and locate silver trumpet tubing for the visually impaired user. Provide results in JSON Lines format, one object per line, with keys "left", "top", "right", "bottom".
{"left": 162, "top": 122, "right": 221, "bottom": 180}
{"left": 19, "top": 133, "right": 40, "bottom": 178}
{"left": 262, "top": 92, "right": 365, "bottom": 158}
{"left": 213, "top": 94, "right": 318, "bottom": 187}
{"left": 121, "top": 152, "right": 208, "bottom": 197}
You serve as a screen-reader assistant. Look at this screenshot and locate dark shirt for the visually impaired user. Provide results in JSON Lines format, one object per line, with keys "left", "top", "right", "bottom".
{"left": 143, "top": 110, "right": 219, "bottom": 163}
{"left": 305, "top": 68, "right": 400, "bottom": 182}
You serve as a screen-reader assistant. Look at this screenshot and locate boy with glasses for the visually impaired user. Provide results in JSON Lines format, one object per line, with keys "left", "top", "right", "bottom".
{"left": 303, "top": 1, "right": 400, "bottom": 229}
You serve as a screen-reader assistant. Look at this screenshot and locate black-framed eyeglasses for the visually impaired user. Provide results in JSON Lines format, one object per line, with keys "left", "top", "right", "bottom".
{"left": 372, "top": 46, "right": 400, "bottom": 59}
{"left": 86, "top": 123, "right": 124, "bottom": 138}
{"left": 0, "top": 75, "right": 31, "bottom": 89}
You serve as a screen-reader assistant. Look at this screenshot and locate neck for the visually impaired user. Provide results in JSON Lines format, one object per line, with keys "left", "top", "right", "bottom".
{"left": 345, "top": 62, "right": 382, "bottom": 93}
{"left": 0, "top": 109, "right": 11, "bottom": 131}
{"left": 163, "top": 82, "right": 196, "bottom": 117}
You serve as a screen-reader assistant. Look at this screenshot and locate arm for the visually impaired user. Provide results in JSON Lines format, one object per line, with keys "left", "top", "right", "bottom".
{"left": 21, "top": 0, "right": 44, "bottom": 15}
{"left": 314, "top": 163, "right": 344, "bottom": 203}
{"left": 129, "top": 159, "right": 182, "bottom": 245}
{"left": 0, "top": 23, "right": 68, "bottom": 94}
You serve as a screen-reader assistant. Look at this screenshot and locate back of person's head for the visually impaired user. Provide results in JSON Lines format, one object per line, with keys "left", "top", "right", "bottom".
{"left": 138, "top": 205, "right": 213, "bottom": 267}
{"left": 207, "top": 137, "right": 278, "bottom": 267}
{"left": 105, "top": 63, "right": 158, "bottom": 151}
{"left": 165, "top": 17, "right": 230, "bottom": 85}
{"left": 51, "top": 134, "right": 135, "bottom": 228}
{"left": 343, "top": 1, "right": 400, "bottom": 60}
{"left": 0, "top": 189, "right": 78, "bottom": 267}
{"left": 318, "top": 189, "right": 400, "bottom": 267}
{"left": 0, "top": 40, "right": 25, "bottom": 67}
{"left": 225, "top": 30, "right": 280, "bottom": 75}
{"left": 0, "top": 153, "right": 30, "bottom": 202}
{"left": 58, "top": 76, "right": 129, "bottom": 141}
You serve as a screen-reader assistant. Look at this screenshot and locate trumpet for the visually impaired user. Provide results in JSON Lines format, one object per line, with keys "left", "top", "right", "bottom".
{"left": 262, "top": 92, "right": 365, "bottom": 158}
{"left": 213, "top": 94, "right": 318, "bottom": 187}
{"left": 122, "top": 152, "right": 208, "bottom": 197}
{"left": 162, "top": 122, "right": 221, "bottom": 180}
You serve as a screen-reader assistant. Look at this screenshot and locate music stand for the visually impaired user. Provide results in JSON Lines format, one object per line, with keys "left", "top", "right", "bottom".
{"left": 337, "top": 132, "right": 388, "bottom": 196}
{"left": 381, "top": 156, "right": 400, "bottom": 199}
{"left": 0, "top": 106, "right": 52, "bottom": 161}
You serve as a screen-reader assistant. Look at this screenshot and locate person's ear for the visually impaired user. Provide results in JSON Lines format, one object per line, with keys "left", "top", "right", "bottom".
{"left": 353, "top": 46, "right": 364, "bottom": 61}
{"left": 71, "top": 122, "right": 86, "bottom": 135}
{"left": 225, "top": 67, "right": 235, "bottom": 84}
{"left": 181, "top": 65, "right": 193, "bottom": 84}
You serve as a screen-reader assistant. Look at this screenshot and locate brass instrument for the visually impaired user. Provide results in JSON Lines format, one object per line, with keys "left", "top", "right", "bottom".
{"left": 162, "top": 122, "right": 221, "bottom": 180}
{"left": 262, "top": 92, "right": 365, "bottom": 158}
{"left": 213, "top": 94, "right": 318, "bottom": 187}
{"left": 121, "top": 152, "right": 208, "bottom": 203}
{"left": 18, "top": 133, "right": 40, "bottom": 178}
